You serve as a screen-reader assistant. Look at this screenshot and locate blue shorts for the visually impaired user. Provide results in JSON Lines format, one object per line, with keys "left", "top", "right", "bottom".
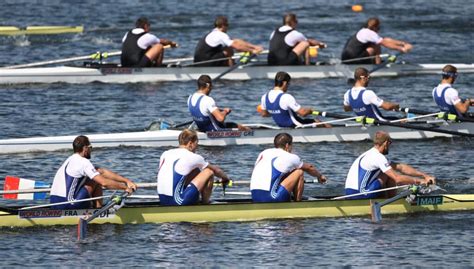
{"left": 50, "top": 186, "right": 91, "bottom": 209}
{"left": 251, "top": 185, "right": 291, "bottom": 203}
{"left": 345, "top": 179, "right": 383, "bottom": 199}
{"left": 159, "top": 183, "right": 200, "bottom": 206}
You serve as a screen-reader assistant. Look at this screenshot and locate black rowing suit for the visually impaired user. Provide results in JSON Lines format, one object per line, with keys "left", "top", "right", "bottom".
{"left": 121, "top": 29, "right": 152, "bottom": 67}
{"left": 268, "top": 27, "right": 301, "bottom": 66}
{"left": 341, "top": 28, "right": 380, "bottom": 64}
{"left": 194, "top": 30, "right": 228, "bottom": 67}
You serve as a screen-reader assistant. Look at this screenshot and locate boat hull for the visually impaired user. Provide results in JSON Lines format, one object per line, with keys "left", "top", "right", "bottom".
{"left": 0, "top": 121, "right": 472, "bottom": 154}
{"left": 0, "top": 194, "right": 472, "bottom": 227}
{"left": 1, "top": 63, "right": 473, "bottom": 84}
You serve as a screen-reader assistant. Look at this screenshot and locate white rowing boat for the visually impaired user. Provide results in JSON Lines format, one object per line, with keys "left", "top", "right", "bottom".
{"left": 0, "top": 120, "right": 471, "bottom": 154}
{"left": 0, "top": 62, "right": 473, "bottom": 84}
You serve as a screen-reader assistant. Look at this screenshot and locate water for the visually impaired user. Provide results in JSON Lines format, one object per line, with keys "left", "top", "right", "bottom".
{"left": 0, "top": 0, "right": 473, "bottom": 267}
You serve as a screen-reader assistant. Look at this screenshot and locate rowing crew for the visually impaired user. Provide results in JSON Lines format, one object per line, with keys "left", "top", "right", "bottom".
{"left": 50, "top": 129, "right": 434, "bottom": 209}
{"left": 187, "top": 65, "right": 473, "bottom": 133}
{"left": 120, "top": 14, "right": 411, "bottom": 68}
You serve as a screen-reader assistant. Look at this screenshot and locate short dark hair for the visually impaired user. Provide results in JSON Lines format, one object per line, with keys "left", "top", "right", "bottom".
{"left": 354, "top": 67, "right": 369, "bottom": 80}
{"left": 214, "top": 16, "right": 228, "bottom": 28}
{"left": 283, "top": 13, "right": 297, "bottom": 25}
{"left": 442, "top": 64, "right": 458, "bottom": 79}
{"left": 136, "top": 17, "right": 150, "bottom": 28}
{"left": 365, "top": 17, "right": 380, "bottom": 31}
{"left": 197, "top": 75, "right": 212, "bottom": 89}
{"left": 274, "top": 133, "right": 293, "bottom": 149}
{"left": 73, "top": 135, "right": 90, "bottom": 153}
{"left": 178, "top": 129, "right": 198, "bottom": 145}
{"left": 274, "top": 71, "right": 291, "bottom": 87}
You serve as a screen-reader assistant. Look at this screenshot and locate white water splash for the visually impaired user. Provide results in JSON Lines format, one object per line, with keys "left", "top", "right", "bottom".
{"left": 13, "top": 36, "right": 31, "bottom": 47}
{"left": 90, "top": 36, "right": 115, "bottom": 46}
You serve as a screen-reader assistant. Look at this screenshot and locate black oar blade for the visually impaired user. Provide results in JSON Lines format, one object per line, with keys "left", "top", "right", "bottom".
{"left": 77, "top": 218, "right": 88, "bottom": 241}
{"left": 370, "top": 200, "right": 383, "bottom": 222}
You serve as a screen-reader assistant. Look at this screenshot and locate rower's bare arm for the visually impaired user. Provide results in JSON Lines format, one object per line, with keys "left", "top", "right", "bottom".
{"left": 380, "top": 38, "right": 413, "bottom": 53}
{"left": 390, "top": 163, "right": 435, "bottom": 185}
{"left": 207, "top": 164, "right": 231, "bottom": 182}
{"left": 301, "top": 163, "right": 327, "bottom": 183}
{"left": 211, "top": 108, "right": 229, "bottom": 122}
{"left": 92, "top": 174, "right": 131, "bottom": 192}
{"left": 160, "top": 38, "right": 178, "bottom": 47}
{"left": 380, "top": 101, "right": 400, "bottom": 111}
{"left": 454, "top": 99, "right": 471, "bottom": 114}
{"left": 231, "top": 39, "right": 263, "bottom": 54}
{"left": 344, "top": 105, "right": 353, "bottom": 112}
{"left": 97, "top": 168, "right": 137, "bottom": 191}
{"left": 384, "top": 169, "right": 422, "bottom": 185}
{"left": 296, "top": 107, "right": 313, "bottom": 117}
{"left": 308, "top": 39, "right": 327, "bottom": 48}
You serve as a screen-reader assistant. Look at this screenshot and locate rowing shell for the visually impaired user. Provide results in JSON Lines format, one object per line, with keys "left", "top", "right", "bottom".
{"left": 0, "top": 121, "right": 472, "bottom": 154}
{"left": 0, "top": 194, "right": 472, "bottom": 227}
{"left": 0, "top": 62, "right": 473, "bottom": 84}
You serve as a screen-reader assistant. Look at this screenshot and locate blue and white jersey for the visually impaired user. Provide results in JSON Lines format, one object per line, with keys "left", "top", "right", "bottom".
{"left": 250, "top": 148, "right": 303, "bottom": 193}
{"left": 345, "top": 147, "right": 392, "bottom": 193}
{"left": 188, "top": 92, "right": 221, "bottom": 132}
{"left": 50, "top": 154, "right": 100, "bottom": 201}
{"left": 157, "top": 148, "right": 209, "bottom": 204}
{"left": 343, "top": 87, "right": 385, "bottom": 120}
{"left": 260, "top": 89, "right": 302, "bottom": 127}
{"left": 432, "top": 84, "right": 461, "bottom": 116}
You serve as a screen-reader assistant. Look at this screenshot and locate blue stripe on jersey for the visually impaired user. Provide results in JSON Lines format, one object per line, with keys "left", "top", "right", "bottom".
{"left": 188, "top": 94, "right": 220, "bottom": 131}
{"left": 433, "top": 86, "right": 459, "bottom": 116}
{"left": 348, "top": 89, "right": 384, "bottom": 120}
{"left": 265, "top": 92, "right": 296, "bottom": 127}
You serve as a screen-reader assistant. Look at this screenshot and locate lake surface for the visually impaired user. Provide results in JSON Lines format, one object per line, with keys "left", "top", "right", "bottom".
{"left": 0, "top": 0, "right": 473, "bottom": 267}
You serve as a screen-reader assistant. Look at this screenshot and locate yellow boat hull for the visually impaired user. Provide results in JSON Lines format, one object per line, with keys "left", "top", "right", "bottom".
{"left": 0, "top": 194, "right": 473, "bottom": 227}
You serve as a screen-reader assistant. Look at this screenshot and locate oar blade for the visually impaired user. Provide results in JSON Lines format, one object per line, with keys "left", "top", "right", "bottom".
{"left": 77, "top": 218, "right": 88, "bottom": 241}
{"left": 370, "top": 200, "right": 383, "bottom": 222}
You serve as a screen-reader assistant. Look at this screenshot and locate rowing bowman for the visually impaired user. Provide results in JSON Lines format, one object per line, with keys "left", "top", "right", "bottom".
{"left": 0, "top": 194, "right": 472, "bottom": 227}
{"left": 0, "top": 62, "right": 473, "bottom": 84}
{"left": 0, "top": 120, "right": 472, "bottom": 154}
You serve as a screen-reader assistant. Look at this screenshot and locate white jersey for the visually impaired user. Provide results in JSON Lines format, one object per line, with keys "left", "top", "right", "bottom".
{"left": 432, "top": 83, "right": 461, "bottom": 106}
{"left": 205, "top": 28, "right": 233, "bottom": 47}
{"left": 187, "top": 92, "right": 218, "bottom": 116}
{"left": 345, "top": 147, "right": 391, "bottom": 190}
{"left": 269, "top": 25, "right": 307, "bottom": 47}
{"left": 343, "top": 87, "right": 383, "bottom": 107}
{"left": 50, "top": 154, "right": 100, "bottom": 198}
{"left": 260, "top": 89, "right": 302, "bottom": 113}
{"left": 356, "top": 28, "right": 383, "bottom": 44}
{"left": 157, "top": 148, "right": 209, "bottom": 196}
{"left": 250, "top": 148, "right": 303, "bottom": 191}
{"left": 122, "top": 28, "right": 161, "bottom": 50}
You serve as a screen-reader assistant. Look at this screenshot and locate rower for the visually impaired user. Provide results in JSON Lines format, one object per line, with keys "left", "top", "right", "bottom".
{"left": 188, "top": 75, "right": 250, "bottom": 131}
{"left": 268, "top": 13, "right": 326, "bottom": 66}
{"left": 250, "top": 133, "right": 327, "bottom": 202}
{"left": 341, "top": 17, "right": 413, "bottom": 64}
{"left": 432, "top": 64, "right": 473, "bottom": 117}
{"left": 156, "top": 129, "right": 231, "bottom": 205}
{"left": 121, "top": 17, "right": 178, "bottom": 67}
{"left": 49, "top": 135, "right": 137, "bottom": 209}
{"left": 345, "top": 131, "right": 435, "bottom": 199}
{"left": 258, "top": 71, "right": 330, "bottom": 128}
{"left": 343, "top": 67, "right": 399, "bottom": 121}
{"left": 193, "top": 16, "right": 263, "bottom": 66}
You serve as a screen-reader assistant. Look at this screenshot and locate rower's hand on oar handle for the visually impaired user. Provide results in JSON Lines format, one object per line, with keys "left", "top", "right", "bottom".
{"left": 222, "top": 108, "right": 232, "bottom": 115}
{"left": 423, "top": 175, "right": 436, "bottom": 186}
{"left": 401, "top": 42, "right": 413, "bottom": 53}
{"left": 252, "top": 45, "right": 264, "bottom": 55}
{"left": 125, "top": 181, "right": 138, "bottom": 194}
{"left": 318, "top": 175, "right": 328, "bottom": 184}
{"left": 170, "top": 41, "right": 179, "bottom": 48}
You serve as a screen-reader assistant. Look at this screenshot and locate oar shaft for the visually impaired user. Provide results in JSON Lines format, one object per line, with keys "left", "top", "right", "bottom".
{"left": 331, "top": 185, "right": 409, "bottom": 200}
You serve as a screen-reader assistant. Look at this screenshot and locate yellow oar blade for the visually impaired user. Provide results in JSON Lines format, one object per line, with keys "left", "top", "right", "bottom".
{"left": 0, "top": 25, "right": 83, "bottom": 35}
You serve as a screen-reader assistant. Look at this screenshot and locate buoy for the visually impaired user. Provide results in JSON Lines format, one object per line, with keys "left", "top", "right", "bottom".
{"left": 352, "top": 4, "right": 363, "bottom": 12}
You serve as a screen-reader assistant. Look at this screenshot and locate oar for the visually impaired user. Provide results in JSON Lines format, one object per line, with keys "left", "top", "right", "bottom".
{"left": 347, "top": 52, "right": 402, "bottom": 84}
{"left": 3, "top": 51, "right": 121, "bottom": 69}
{"left": 399, "top": 107, "right": 474, "bottom": 123}
{"left": 371, "top": 185, "right": 420, "bottom": 222}
{"left": 331, "top": 185, "right": 409, "bottom": 200}
{"left": 213, "top": 52, "right": 258, "bottom": 81}
{"left": 313, "top": 111, "right": 474, "bottom": 137}
{"left": 77, "top": 191, "right": 129, "bottom": 240}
